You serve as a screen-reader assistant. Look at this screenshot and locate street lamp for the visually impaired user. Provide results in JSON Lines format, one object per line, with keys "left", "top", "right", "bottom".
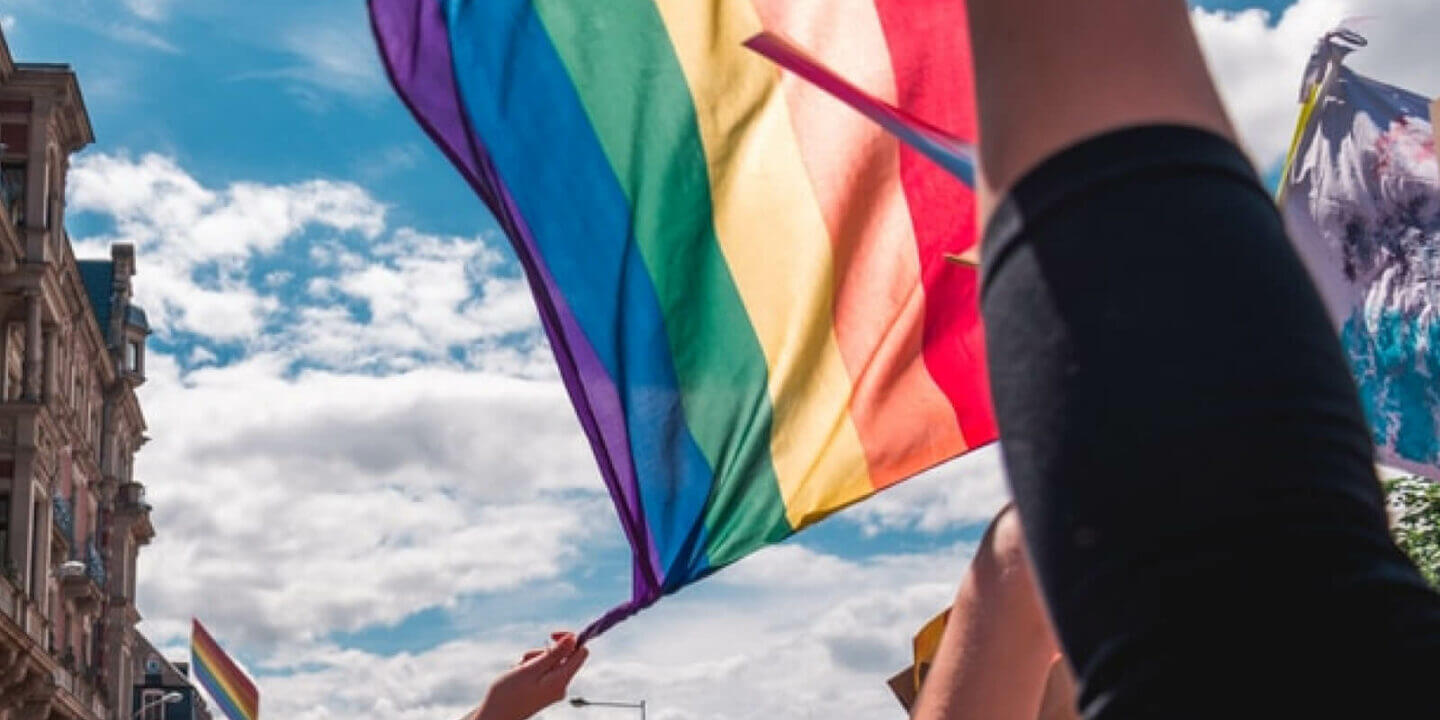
{"left": 569, "top": 697, "right": 646, "bottom": 719}
{"left": 132, "top": 691, "right": 183, "bottom": 719}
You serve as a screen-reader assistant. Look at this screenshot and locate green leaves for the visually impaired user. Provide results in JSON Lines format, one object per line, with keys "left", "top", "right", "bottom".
{"left": 1384, "top": 476, "right": 1440, "bottom": 589}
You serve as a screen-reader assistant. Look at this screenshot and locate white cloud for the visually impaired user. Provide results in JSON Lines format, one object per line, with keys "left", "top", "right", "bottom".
{"left": 62, "top": 151, "right": 599, "bottom": 665}
{"left": 133, "top": 352, "right": 608, "bottom": 651}
{"left": 1193, "top": 1, "right": 1440, "bottom": 170}
{"left": 282, "top": 18, "right": 386, "bottom": 98}
{"left": 845, "top": 445, "right": 1010, "bottom": 535}
{"left": 287, "top": 229, "right": 541, "bottom": 371}
{"left": 68, "top": 153, "right": 384, "bottom": 341}
{"left": 354, "top": 145, "right": 424, "bottom": 182}
{"left": 103, "top": 22, "right": 181, "bottom": 53}
{"left": 1, "top": 15, "right": 16, "bottom": 31}
{"left": 232, "top": 18, "right": 387, "bottom": 106}
{"left": 123, "top": 0, "right": 175, "bottom": 22}
{"left": 235, "top": 543, "right": 971, "bottom": 720}
{"left": 67, "top": 152, "right": 547, "bottom": 372}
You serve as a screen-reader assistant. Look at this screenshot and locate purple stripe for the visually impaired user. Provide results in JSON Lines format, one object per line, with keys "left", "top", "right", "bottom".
{"left": 368, "top": 0, "right": 663, "bottom": 607}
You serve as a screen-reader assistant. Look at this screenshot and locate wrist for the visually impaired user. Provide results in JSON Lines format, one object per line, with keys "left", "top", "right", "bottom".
{"left": 470, "top": 691, "right": 513, "bottom": 720}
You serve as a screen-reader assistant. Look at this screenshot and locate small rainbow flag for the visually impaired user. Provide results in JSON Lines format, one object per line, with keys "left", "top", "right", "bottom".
{"left": 191, "top": 619, "right": 259, "bottom": 720}
{"left": 370, "top": 0, "right": 994, "bottom": 638}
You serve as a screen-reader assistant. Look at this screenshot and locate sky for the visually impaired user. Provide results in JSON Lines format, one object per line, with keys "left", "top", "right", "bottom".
{"left": 1, "top": 1, "right": 1437, "bottom": 718}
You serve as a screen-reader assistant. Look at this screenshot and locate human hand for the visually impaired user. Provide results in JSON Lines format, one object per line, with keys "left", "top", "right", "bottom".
{"left": 471, "top": 632, "right": 590, "bottom": 720}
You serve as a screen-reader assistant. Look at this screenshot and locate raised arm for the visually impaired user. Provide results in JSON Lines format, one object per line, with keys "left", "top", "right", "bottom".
{"left": 912, "top": 507, "right": 1064, "bottom": 720}
{"left": 966, "top": 0, "right": 1234, "bottom": 215}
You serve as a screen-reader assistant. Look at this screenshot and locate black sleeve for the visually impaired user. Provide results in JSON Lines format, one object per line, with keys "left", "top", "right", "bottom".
{"left": 980, "top": 125, "right": 1440, "bottom": 718}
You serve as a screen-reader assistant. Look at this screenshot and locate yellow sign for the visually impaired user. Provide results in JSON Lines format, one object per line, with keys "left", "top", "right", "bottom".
{"left": 886, "top": 609, "right": 950, "bottom": 711}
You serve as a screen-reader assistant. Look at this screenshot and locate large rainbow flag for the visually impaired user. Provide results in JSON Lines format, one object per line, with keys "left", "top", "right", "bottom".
{"left": 191, "top": 619, "right": 260, "bottom": 720}
{"left": 369, "top": 0, "right": 994, "bottom": 637}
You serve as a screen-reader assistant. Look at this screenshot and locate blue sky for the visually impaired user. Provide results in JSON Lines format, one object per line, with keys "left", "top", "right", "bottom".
{"left": 4, "top": 0, "right": 1437, "bottom": 718}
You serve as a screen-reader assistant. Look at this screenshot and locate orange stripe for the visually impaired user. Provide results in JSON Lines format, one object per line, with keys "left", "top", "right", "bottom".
{"left": 751, "top": 0, "right": 968, "bottom": 488}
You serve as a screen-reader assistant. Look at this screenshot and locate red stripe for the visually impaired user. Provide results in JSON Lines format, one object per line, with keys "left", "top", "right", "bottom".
{"left": 193, "top": 620, "right": 260, "bottom": 713}
{"left": 871, "top": 0, "right": 997, "bottom": 445}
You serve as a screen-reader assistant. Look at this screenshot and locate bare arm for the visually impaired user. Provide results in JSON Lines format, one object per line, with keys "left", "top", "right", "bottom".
{"left": 463, "top": 632, "right": 589, "bottom": 720}
{"left": 912, "top": 508, "right": 1061, "bottom": 720}
{"left": 966, "top": 0, "right": 1236, "bottom": 216}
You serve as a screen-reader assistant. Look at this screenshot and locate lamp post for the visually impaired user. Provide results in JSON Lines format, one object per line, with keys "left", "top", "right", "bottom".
{"left": 569, "top": 697, "right": 646, "bottom": 720}
{"left": 132, "top": 691, "right": 183, "bottom": 719}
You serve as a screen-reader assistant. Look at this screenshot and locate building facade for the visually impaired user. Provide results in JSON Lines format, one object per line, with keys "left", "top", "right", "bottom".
{"left": 0, "top": 26, "right": 156, "bottom": 720}
{"left": 130, "top": 635, "right": 211, "bottom": 720}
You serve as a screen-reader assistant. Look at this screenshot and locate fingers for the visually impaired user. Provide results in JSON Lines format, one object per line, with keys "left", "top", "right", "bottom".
{"left": 550, "top": 644, "right": 589, "bottom": 686}
{"left": 522, "top": 632, "right": 578, "bottom": 674}
{"left": 518, "top": 649, "right": 544, "bottom": 666}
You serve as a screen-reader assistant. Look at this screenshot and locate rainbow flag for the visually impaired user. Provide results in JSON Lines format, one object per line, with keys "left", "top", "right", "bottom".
{"left": 191, "top": 619, "right": 259, "bottom": 720}
{"left": 369, "top": 0, "right": 994, "bottom": 638}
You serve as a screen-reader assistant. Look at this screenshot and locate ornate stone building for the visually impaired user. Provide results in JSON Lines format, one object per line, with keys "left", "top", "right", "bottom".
{"left": 0, "top": 26, "right": 157, "bottom": 720}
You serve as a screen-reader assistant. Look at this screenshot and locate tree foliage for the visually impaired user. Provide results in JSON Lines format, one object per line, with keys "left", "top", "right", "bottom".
{"left": 1383, "top": 476, "right": 1440, "bottom": 589}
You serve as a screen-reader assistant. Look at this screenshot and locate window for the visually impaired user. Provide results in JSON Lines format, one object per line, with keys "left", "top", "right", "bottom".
{"left": 0, "top": 493, "right": 8, "bottom": 575}
{"left": 29, "top": 497, "right": 41, "bottom": 598}
{"left": 0, "top": 162, "right": 24, "bottom": 225}
{"left": 126, "top": 341, "right": 139, "bottom": 373}
{"left": 140, "top": 689, "right": 166, "bottom": 720}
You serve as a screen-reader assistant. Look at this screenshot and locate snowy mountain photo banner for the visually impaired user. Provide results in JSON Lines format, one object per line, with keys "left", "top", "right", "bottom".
{"left": 1283, "top": 31, "right": 1440, "bottom": 478}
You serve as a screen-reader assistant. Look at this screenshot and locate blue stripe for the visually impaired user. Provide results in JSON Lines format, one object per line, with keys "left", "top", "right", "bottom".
{"left": 191, "top": 651, "right": 251, "bottom": 720}
{"left": 442, "top": 0, "right": 714, "bottom": 583}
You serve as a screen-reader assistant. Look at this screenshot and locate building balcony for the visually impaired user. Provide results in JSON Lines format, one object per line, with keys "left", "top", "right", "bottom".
{"left": 117, "top": 480, "right": 147, "bottom": 510}
{"left": 58, "top": 557, "right": 100, "bottom": 612}
{"left": 58, "top": 535, "right": 106, "bottom": 611}
{"left": 84, "top": 535, "right": 106, "bottom": 588}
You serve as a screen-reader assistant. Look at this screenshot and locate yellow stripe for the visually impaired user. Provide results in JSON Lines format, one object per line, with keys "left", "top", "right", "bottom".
{"left": 751, "top": 0, "right": 971, "bottom": 489}
{"left": 193, "top": 641, "right": 257, "bottom": 718}
{"left": 652, "top": 0, "right": 873, "bottom": 527}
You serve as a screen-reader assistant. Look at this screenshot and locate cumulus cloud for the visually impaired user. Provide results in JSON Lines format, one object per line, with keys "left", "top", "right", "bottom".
{"left": 251, "top": 543, "right": 971, "bottom": 720}
{"left": 64, "top": 152, "right": 588, "bottom": 660}
{"left": 287, "top": 230, "right": 542, "bottom": 372}
{"left": 68, "top": 153, "right": 385, "bottom": 341}
{"left": 66, "top": 152, "right": 544, "bottom": 372}
{"left": 133, "top": 352, "right": 609, "bottom": 651}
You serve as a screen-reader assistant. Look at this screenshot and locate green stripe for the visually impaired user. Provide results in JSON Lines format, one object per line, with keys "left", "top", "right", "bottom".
{"left": 532, "top": 0, "right": 791, "bottom": 571}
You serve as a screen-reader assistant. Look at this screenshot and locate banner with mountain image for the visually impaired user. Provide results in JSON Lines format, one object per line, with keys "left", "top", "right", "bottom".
{"left": 1282, "top": 31, "right": 1440, "bottom": 478}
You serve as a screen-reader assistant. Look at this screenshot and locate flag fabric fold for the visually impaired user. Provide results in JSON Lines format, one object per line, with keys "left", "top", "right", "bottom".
{"left": 191, "top": 619, "right": 260, "bottom": 720}
{"left": 1282, "top": 31, "right": 1440, "bottom": 479}
{"left": 369, "top": 0, "right": 994, "bottom": 638}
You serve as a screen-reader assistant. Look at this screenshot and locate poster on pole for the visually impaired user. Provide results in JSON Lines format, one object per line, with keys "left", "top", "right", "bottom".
{"left": 1282, "top": 32, "right": 1440, "bottom": 478}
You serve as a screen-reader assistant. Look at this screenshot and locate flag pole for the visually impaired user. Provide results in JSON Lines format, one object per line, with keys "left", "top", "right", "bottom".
{"left": 1279, "top": 29, "right": 1366, "bottom": 201}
